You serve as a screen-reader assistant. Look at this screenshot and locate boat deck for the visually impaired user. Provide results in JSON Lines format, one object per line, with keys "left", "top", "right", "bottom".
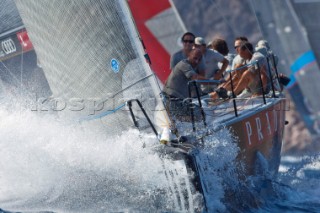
{"left": 204, "top": 96, "right": 277, "bottom": 125}
{"left": 177, "top": 94, "right": 286, "bottom": 134}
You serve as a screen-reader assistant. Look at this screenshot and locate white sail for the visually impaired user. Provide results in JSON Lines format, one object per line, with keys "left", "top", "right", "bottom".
{"left": 14, "top": 0, "right": 169, "bottom": 136}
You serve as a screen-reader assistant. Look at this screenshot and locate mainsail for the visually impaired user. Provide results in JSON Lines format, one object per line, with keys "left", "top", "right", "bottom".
{"left": 14, "top": 0, "right": 169, "bottom": 136}
{"left": 251, "top": 0, "right": 320, "bottom": 137}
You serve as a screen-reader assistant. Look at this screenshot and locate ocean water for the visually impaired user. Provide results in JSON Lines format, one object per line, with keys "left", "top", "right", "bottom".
{"left": 0, "top": 104, "right": 319, "bottom": 213}
{"left": 0, "top": 103, "right": 224, "bottom": 212}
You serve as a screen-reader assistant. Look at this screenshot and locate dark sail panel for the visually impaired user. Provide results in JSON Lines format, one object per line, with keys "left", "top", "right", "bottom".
{"left": 252, "top": 0, "right": 320, "bottom": 136}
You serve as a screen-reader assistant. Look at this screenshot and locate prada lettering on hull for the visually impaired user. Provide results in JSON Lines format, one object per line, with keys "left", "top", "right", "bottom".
{"left": 243, "top": 103, "right": 285, "bottom": 147}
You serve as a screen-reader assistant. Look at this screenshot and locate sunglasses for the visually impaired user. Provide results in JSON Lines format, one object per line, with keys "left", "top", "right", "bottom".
{"left": 234, "top": 46, "right": 240, "bottom": 49}
{"left": 183, "top": 40, "right": 194, "bottom": 44}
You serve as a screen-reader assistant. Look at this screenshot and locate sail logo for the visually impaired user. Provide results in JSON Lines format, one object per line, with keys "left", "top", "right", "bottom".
{"left": 111, "top": 58, "right": 120, "bottom": 73}
{"left": 1, "top": 38, "right": 16, "bottom": 55}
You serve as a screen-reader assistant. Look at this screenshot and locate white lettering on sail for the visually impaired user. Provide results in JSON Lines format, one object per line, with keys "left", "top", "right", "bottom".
{"left": 255, "top": 117, "right": 263, "bottom": 141}
{"left": 246, "top": 121, "right": 252, "bottom": 145}
{"left": 1, "top": 38, "right": 16, "bottom": 54}
{"left": 265, "top": 112, "right": 271, "bottom": 135}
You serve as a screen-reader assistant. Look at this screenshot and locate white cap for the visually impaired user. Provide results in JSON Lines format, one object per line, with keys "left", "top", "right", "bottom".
{"left": 195, "top": 37, "right": 206, "bottom": 45}
{"left": 256, "top": 39, "right": 270, "bottom": 50}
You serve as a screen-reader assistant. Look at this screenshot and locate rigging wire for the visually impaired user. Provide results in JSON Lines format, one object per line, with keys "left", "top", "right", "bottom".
{"left": 19, "top": 41, "right": 24, "bottom": 114}
{"left": 0, "top": 59, "right": 26, "bottom": 89}
{"left": 208, "top": 0, "right": 240, "bottom": 37}
{"left": 207, "top": 0, "right": 263, "bottom": 54}
{"left": 249, "top": 0, "right": 264, "bottom": 38}
{"left": 77, "top": 102, "right": 126, "bottom": 122}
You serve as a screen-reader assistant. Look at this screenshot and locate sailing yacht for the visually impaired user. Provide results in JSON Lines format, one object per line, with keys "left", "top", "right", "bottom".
{"left": 1, "top": 0, "right": 287, "bottom": 212}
